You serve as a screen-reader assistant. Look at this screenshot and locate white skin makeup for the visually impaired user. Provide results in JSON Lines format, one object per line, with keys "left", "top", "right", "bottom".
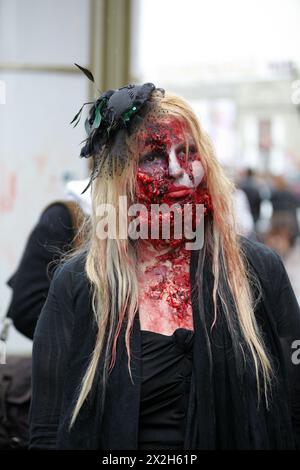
{"left": 167, "top": 142, "right": 205, "bottom": 189}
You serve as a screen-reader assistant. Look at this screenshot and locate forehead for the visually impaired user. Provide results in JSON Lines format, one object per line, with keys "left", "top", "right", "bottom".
{"left": 137, "top": 118, "right": 192, "bottom": 150}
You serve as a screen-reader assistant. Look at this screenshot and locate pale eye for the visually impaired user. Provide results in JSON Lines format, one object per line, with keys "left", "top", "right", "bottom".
{"left": 176, "top": 144, "right": 197, "bottom": 161}
{"left": 188, "top": 145, "right": 197, "bottom": 158}
{"left": 138, "top": 151, "right": 168, "bottom": 175}
{"left": 146, "top": 153, "right": 158, "bottom": 163}
{"left": 140, "top": 151, "right": 165, "bottom": 165}
{"left": 176, "top": 146, "right": 186, "bottom": 160}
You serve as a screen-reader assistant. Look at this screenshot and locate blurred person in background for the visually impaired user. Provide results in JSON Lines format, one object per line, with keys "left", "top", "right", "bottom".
{"left": 238, "top": 168, "right": 262, "bottom": 230}
{"left": 263, "top": 212, "right": 296, "bottom": 257}
{"left": 270, "top": 175, "right": 299, "bottom": 246}
{"left": 5, "top": 177, "right": 90, "bottom": 339}
{"left": 232, "top": 187, "right": 255, "bottom": 238}
{"left": 223, "top": 165, "right": 255, "bottom": 239}
{"left": 263, "top": 212, "right": 300, "bottom": 303}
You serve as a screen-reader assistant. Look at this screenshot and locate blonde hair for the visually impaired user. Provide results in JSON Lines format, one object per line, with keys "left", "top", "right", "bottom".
{"left": 69, "top": 91, "right": 273, "bottom": 428}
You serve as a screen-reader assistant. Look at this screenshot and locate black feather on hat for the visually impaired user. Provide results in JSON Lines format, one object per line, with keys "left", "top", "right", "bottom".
{"left": 70, "top": 64, "right": 164, "bottom": 193}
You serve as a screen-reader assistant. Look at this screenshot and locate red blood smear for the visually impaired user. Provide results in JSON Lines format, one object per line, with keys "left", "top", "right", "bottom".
{"left": 136, "top": 169, "right": 213, "bottom": 250}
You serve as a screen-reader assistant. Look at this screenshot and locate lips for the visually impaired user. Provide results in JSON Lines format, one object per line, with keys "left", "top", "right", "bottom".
{"left": 167, "top": 188, "right": 194, "bottom": 198}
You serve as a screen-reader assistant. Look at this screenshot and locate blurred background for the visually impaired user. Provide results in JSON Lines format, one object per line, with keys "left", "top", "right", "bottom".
{"left": 1, "top": 0, "right": 300, "bottom": 354}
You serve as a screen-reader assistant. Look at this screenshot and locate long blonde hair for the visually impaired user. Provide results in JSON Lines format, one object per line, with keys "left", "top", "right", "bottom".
{"left": 69, "top": 91, "right": 273, "bottom": 428}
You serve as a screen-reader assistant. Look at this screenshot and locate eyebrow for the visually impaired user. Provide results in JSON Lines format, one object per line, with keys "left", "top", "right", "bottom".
{"left": 139, "top": 149, "right": 168, "bottom": 161}
{"left": 174, "top": 140, "right": 197, "bottom": 154}
{"left": 139, "top": 138, "right": 196, "bottom": 160}
{"left": 176, "top": 140, "right": 196, "bottom": 148}
{"left": 144, "top": 136, "right": 195, "bottom": 149}
{"left": 142, "top": 139, "right": 167, "bottom": 150}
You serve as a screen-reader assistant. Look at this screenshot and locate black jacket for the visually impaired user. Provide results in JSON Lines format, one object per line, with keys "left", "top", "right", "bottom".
{"left": 29, "top": 238, "right": 300, "bottom": 449}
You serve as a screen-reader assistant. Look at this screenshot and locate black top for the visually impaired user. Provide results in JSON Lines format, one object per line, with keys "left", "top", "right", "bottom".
{"left": 28, "top": 237, "right": 300, "bottom": 449}
{"left": 138, "top": 328, "right": 194, "bottom": 450}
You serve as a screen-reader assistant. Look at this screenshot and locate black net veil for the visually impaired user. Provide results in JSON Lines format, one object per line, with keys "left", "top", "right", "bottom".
{"left": 86, "top": 92, "right": 171, "bottom": 185}
{"left": 69, "top": 67, "right": 173, "bottom": 193}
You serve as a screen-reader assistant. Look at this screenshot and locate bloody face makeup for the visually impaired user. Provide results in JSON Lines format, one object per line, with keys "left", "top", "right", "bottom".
{"left": 137, "top": 119, "right": 202, "bottom": 199}
{"left": 135, "top": 118, "right": 213, "bottom": 249}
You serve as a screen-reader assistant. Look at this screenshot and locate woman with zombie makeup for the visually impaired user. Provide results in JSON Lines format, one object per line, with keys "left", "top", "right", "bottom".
{"left": 29, "top": 69, "right": 300, "bottom": 450}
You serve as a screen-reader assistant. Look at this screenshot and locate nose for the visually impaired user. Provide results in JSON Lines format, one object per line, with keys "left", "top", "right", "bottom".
{"left": 168, "top": 146, "right": 184, "bottom": 179}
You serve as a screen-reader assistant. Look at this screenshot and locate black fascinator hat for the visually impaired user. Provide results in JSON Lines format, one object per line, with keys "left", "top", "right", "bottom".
{"left": 70, "top": 64, "right": 164, "bottom": 193}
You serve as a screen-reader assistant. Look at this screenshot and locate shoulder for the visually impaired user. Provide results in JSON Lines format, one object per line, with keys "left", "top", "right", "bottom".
{"left": 39, "top": 202, "right": 73, "bottom": 226}
{"left": 33, "top": 251, "right": 92, "bottom": 346}
{"left": 240, "top": 237, "right": 300, "bottom": 339}
{"left": 52, "top": 251, "right": 87, "bottom": 285}
{"left": 51, "top": 251, "right": 90, "bottom": 307}
{"left": 239, "top": 235, "right": 285, "bottom": 285}
{"left": 35, "top": 202, "right": 74, "bottom": 245}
